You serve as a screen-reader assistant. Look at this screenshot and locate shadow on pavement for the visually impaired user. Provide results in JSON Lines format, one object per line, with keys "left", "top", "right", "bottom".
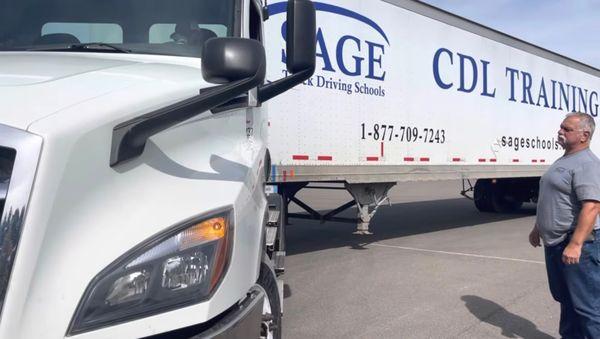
{"left": 283, "top": 284, "right": 292, "bottom": 298}
{"left": 286, "top": 198, "right": 536, "bottom": 255}
{"left": 461, "top": 295, "right": 554, "bottom": 338}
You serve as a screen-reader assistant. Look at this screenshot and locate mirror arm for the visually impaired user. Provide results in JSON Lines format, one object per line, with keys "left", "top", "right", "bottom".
{"left": 109, "top": 61, "right": 264, "bottom": 167}
{"left": 257, "top": 66, "right": 314, "bottom": 102}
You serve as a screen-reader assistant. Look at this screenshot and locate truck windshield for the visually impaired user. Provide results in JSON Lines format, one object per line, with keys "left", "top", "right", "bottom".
{"left": 0, "top": 0, "right": 237, "bottom": 57}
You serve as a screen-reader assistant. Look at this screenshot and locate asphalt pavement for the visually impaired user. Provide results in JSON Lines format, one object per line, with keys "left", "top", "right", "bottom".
{"left": 282, "top": 180, "right": 559, "bottom": 338}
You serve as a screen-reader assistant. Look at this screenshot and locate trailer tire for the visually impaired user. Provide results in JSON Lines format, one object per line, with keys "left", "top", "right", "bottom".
{"left": 490, "top": 190, "right": 523, "bottom": 213}
{"left": 474, "top": 180, "right": 493, "bottom": 212}
{"left": 475, "top": 179, "right": 523, "bottom": 213}
{"left": 258, "top": 262, "right": 281, "bottom": 339}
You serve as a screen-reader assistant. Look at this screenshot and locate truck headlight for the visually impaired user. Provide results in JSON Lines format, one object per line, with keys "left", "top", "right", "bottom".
{"left": 68, "top": 209, "right": 233, "bottom": 335}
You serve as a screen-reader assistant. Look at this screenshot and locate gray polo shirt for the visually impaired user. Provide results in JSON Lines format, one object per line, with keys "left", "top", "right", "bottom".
{"left": 536, "top": 148, "right": 600, "bottom": 246}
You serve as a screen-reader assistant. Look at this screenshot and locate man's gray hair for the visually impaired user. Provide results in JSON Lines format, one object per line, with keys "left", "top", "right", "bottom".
{"left": 567, "top": 112, "right": 596, "bottom": 139}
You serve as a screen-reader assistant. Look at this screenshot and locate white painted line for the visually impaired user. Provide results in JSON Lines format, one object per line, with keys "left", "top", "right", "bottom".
{"left": 371, "top": 243, "right": 545, "bottom": 265}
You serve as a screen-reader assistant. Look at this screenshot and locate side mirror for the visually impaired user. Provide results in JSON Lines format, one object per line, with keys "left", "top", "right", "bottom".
{"left": 258, "top": 0, "right": 316, "bottom": 102}
{"left": 202, "top": 37, "right": 266, "bottom": 84}
{"left": 110, "top": 38, "right": 265, "bottom": 167}
{"left": 286, "top": 0, "right": 316, "bottom": 73}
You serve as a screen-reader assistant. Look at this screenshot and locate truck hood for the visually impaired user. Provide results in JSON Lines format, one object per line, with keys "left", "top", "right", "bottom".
{"left": 0, "top": 52, "right": 207, "bottom": 130}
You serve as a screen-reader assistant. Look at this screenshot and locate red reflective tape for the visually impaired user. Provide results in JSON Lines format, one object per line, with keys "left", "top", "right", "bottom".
{"left": 489, "top": 159, "right": 497, "bottom": 163}
{"left": 381, "top": 142, "right": 384, "bottom": 157}
{"left": 478, "top": 158, "right": 486, "bottom": 163}
{"left": 290, "top": 169, "right": 295, "bottom": 177}
{"left": 404, "top": 157, "right": 415, "bottom": 162}
{"left": 452, "top": 157, "right": 461, "bottom": 162}
{"left": 367, "top": 156, "right": 379, "bottom": 161}
{"left": 532, "top": 159, "right": 538, "bottom": 163}
{"left": 292, "top": 155, "right": 309, "bottom": 160}
{"left": 420, "top": 157, "right": 430, "bottom": 162}
{"left": 540, "top": 159, "right": 546, "bottom": 163}
{"left": 318, "top": 156, "right": 333, "bottom": 161}
{"left": 512, "top": 159, "right": 520, "bottom": 163}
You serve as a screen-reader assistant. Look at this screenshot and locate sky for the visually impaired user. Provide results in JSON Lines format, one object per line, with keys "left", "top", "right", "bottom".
{"left": 419, "top": 0, "right": 600, "bottom": 69}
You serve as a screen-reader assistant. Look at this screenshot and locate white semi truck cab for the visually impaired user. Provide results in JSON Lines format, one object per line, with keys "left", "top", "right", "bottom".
{"left": 0, "top": 0, "right": 315, "bottom": 337}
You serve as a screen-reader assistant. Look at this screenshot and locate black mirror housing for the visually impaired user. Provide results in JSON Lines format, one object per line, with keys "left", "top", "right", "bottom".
{"left": 202, "top": 38, "right": 266, "bottom": 84}
{"left": 258, "top": 0, "right": 316, "bottom": 103}
{"left": 110, "top": 38, "right": 265, "bottom": 167}
{"left": 286, "top": 0, "right": 316, "bottom": 73}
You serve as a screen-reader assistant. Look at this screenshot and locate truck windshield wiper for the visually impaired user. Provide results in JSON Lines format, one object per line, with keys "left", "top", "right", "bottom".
{"left": 28, "top": 42, "right": 131, "bottom": 53}
{"left": 68, "top": 43, "right": 131, "bottom": 53}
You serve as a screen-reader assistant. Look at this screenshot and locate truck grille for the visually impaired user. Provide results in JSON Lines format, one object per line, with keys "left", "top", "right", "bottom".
{"left": 0, "top": 125, "right": 42, "bottom": 321}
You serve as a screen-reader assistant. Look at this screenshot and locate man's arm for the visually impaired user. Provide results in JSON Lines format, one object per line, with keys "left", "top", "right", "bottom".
{"left": 562, "top": 200, "right": 600, "bottom": 264}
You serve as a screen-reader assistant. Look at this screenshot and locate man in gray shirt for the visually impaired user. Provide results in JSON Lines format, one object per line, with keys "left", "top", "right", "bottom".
{"left": 529, "top": 112, "right": 600, "bottom": 338}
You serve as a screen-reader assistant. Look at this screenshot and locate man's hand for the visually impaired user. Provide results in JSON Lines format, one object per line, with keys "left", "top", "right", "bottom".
{"left": 563, "top": 201, "right": 600, "bottom": 265}
{"left": 529, "top": 225, "right": 541, "bottom": 247}
{"left": 562, "top": 242, "right": 582, "bottom": 264}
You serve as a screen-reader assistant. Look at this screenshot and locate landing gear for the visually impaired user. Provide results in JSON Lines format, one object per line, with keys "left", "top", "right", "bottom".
{"left": 274, "top": 181, "right": 395, "bottom": 234}
{"left": 345, "top": 183, "right": 395, "bottom": 234}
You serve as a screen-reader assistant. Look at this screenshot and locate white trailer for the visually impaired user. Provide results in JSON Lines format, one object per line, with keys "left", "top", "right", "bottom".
{"left": 263, "top": 0, "right": 599, "bottom": 236}
{"left": 0, "top": 0, "right": 598, "bottom": 337}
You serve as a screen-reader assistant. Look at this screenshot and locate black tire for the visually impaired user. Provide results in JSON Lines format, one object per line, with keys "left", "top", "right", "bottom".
{"left": 474, "top": 179, "right": 523, "bottom": 213}
{"left": 490, "top": 190, "right": 523, "bottom": 213}
{"left": 474, "top": 179, "right": 493, "bottom": 212}
{"left": 258, "top": 262, "right": 282, "bottom": 339}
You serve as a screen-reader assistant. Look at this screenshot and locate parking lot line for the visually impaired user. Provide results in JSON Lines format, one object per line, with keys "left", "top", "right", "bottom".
{"left": 371, "top": 243, "right": 545, "bottom": 265}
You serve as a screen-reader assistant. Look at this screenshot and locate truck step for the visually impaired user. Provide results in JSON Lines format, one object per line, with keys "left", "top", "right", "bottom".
{"left": 267, "top": 208, "right": 280, "bottom": 226}
{"left": 274, "top": 251, "right": 285, "bottom": 274}
{"left": 277, "top": 278, "right": 284, "bottom": 313}
{"left": 265, "top": 226, "right": 278, "bottom": 247}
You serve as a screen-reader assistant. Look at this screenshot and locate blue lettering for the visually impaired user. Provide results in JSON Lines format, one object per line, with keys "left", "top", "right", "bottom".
{"left": 551, "top": 80, "right": 557, "bottom": 109}
{"left": 480, "top": 59, "right": 496, "bottom": 97}
{"left": 536, "top": 77, "right": 550, "bottom": 107}
{"left": 572, "top": 85, "right": 578, "bottom": 113}
{"left": 433, "top": 48, "right": 453, "bottom": 89}
{"left": 457, "top": 53, "right": 477, "bottom": 93}
{"left": 336, "top": 35, "right": 363, "bottom": 76}
{"left": 315, "top": 28, "right": 335, "bottom": 72}
{"left": 365, "top": 41, "right": 386, "bottom": 81}
{"left": 578, "top": 88, "right": 589, "bottom": 114}
{"left": 558, "top": 82, "right": 570, "bottom": 111}
{"left": 316, "top": 75, "right": 325, "bottom": 87}
{"left": 590, "top": 91, "right": 598, "bottom": 117}
{"left": 521, "top": 71, "right": 534, "bottom": 104}
{"left": 280, "top": 22, "right": 286, "bottom": 64}
{"left": 505, "top": 67, "right": 519, "bottom": 102}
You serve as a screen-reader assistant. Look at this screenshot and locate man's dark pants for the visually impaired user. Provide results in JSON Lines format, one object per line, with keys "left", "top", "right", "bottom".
{"left": 545, "top": 236, "right": 600, "bottom": 338}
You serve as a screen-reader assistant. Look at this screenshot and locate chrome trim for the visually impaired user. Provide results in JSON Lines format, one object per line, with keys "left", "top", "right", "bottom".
{"left": 0, "top": 123, "right": 42, "bottom": 320}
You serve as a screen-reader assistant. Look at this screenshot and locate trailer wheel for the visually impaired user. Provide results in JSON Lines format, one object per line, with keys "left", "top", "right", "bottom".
{"left": 258, "top": 262, "right": 281, "bottom": 339}
{"left": 474, "top": 179, "right": 522, "bottom": 213}
{"left": 490, "top": 190, "right": 523, "bottom": 213}
{"left": 474, "top": 180, "right": 493, "bottom": 212}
